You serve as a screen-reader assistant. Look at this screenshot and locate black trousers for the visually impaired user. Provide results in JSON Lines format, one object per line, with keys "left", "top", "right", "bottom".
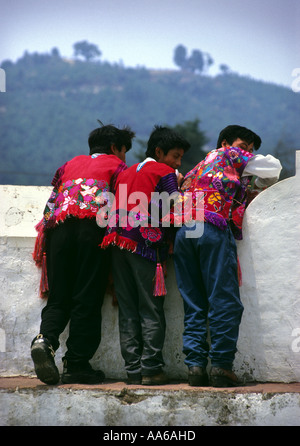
{"left": 40, "top": 218, "right": 110, "bottom": 362}
{"left": 111, "top": 247, "right": 166, "bottom": 376}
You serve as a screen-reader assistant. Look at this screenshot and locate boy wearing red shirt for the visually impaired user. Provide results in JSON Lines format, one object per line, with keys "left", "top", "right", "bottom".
{"left": 101, "top": 126, "right": 190, "bottom": 385}
{"left": 31, "top": 124, "right": 135, "bottom": 385}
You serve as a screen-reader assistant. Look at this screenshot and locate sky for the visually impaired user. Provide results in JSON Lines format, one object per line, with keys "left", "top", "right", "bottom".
{"left": 0, "top": 0, "right": 300, "bottom": 88}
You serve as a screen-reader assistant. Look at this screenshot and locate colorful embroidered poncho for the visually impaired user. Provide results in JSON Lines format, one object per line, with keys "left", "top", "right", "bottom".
{"left": 41, "top": 154, "right": 126, "bottom": 227}
{"left": 101, "top": 160, "right": 180, "bottom": 263}
{"left": 33, "top": 153, "right": 127, "bottom": 297}
{"left": 181, "top": 147, "right": 254, "bottom": 239}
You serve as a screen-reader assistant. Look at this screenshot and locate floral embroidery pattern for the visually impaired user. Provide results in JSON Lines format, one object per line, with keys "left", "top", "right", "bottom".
{"left": 207, "top": 191, "right": 222, "bottom": 210}
{"left": 140, "top": 227, "right": 162, "bottom": 243}
{"left": 182, "top": 147, "right": 253, "bottom": 236}
{"left": 44, "top": 178, "right": 110, "bottom": 222}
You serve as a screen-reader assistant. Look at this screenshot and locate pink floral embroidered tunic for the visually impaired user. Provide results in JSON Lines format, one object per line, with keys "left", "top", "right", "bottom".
{"left": 33, "top": 153, "right": 127, "bottom": 296}
{"left": 42, "top": 154, "right": 126, "bottom": 227}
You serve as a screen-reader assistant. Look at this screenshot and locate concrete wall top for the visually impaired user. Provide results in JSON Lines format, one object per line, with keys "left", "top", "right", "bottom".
{"left": 0, "top": 185, "right": 51, "bottom": 238}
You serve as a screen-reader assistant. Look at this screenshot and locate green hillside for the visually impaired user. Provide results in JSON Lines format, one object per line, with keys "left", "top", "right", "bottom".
{"left": 0, "top": 50, "right": 299, "bottom": 185}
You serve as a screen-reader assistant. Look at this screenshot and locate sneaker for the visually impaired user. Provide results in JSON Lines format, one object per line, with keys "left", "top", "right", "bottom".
{"left": 209, "top": 367, "right": 240, "bottom": 387}
{"left": 31, "top": 334, "right": 60, "bottom": 385}
{"left": 127, "top": 373, "right": 142, "bottom": 385}
{"left": 61, "top": 359, "right": 105, "bottom": 384}
{"left": 188, "top": 366, "right": 208, "bottom": 387}
{"left": 142, "top": 371, "right": 169, "bottom": 385}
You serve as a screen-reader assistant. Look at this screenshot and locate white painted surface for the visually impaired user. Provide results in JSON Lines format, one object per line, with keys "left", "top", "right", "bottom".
{"left": 236, "top": 151, "right": 300, "bottom": 382}
{"left": 1, "top": 387, "right": 300, "bottom": 426}
{"left": 0, "top": 153, "right": 299, "bottom": 382}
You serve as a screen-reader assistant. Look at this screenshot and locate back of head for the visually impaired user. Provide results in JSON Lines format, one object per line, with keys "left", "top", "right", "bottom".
{"left": 88, "top": 123, "right": 135, "bottom": 155}
{"left": 146, "top": 125, "right": 190, "bottom": 159}
{"left": 216, "top": 125, "right": 261, "bottom": 151}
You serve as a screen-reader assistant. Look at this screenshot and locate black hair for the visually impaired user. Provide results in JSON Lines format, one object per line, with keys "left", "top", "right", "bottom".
{"left": 216, "top": 125, "right": 261, "bottom": 151}
{"left": 88, "top": 123, "right": 135, "bottom": 155}
{"left": 145, "top": 125, "right": 190, "bottom": 158}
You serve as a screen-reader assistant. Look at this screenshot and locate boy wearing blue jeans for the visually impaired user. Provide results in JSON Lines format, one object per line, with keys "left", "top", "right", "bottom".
{"left": 174, "top": 125, "right": 282, "bottom": 387}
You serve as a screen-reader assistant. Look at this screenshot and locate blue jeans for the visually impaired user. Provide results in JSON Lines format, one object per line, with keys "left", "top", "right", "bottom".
{"left": 173, "top": 222, "right": 243, "bottom": 370}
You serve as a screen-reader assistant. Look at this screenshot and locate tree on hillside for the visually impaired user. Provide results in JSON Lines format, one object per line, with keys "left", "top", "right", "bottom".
{"left": 219, "top": 63, "right": 230, "bottom": 75}
{"left": 73, "top": 41, "right": 102, "bottom": 61}
{"left": 188, "top": 50, "right": 204, "bottom": 74}
{"left": 174, "top": 44, "right": 188, "bottom": 69}
{"left": 173, "top": 45, "right": 214, "bottom": 74}
{"left": 51, "top": 47, "right": 61, "bottom": 58}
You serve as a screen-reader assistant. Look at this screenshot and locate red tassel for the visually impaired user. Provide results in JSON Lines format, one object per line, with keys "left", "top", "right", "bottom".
{"left": 237, "top": 256, "right": 242, "bottom": 286}
{"left": 153, "top": 263, "right": 167, "bottom": 297}
{"left": 33, "top": 228, "right": 45, "bottom": 266}
{"left": 40, "top": 252, "right": 49, "bottom": 298}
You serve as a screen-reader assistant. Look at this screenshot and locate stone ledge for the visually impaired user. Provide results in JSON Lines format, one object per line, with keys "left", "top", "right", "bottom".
{"left": 1, "top": 377, "right": 300, "bottom": 426}
{"left": 1, "top": 376, "right": 300, "bottom": 394}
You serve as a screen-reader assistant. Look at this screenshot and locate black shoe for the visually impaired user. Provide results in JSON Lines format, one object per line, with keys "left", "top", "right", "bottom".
{"left": 209, "top": 367, "right": 241, "bottom": 387}
{"left": 127, "top": 373, "right": 142, "bottom": 385}
{"left": 188, "top": 366, "right": 208, "bottom": 386}
{"left": 31, "top": 335, "right": 60, "bottom": 385}
{"left": 142, "top": 371, "right": 169, "bottom": 385}
{"left": 61, "top": 359, "right": 105, "bottom": 384}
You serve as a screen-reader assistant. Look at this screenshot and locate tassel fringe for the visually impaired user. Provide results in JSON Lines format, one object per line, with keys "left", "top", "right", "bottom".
{"left": 101, "top": 232, "right": 138, "bottom": 253}
{"left": 32, "top": 220, "right": 45, "bottom": 266}
{"left": 40, "top": 252, "right": 49, "bottom": 298}
{"left": 32, "top": 220, "right": 49, "bottom": 298}
{"left": 102, "top": 233, "right": 167, "bottom": 296}
{"left": 153, "top": 263, "right": 167, "bottom": 297}
{"left": 237, "top": 256, "right": 242, "bottom": 286}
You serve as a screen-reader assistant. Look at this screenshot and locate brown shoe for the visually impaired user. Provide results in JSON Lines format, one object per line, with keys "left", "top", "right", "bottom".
{"left": 188, "top": 366, "right": 209, "bottom": 386}
{"left": 61, "top": 359, "right": 105, "bottom": 384}
{"left": 142, "top": 371, "right": 169, "bottom": 385}
{"left": 127, "top": 373, "right": 142, "bottom": 385}
{"left": 209, "top": 367, "right": 241, "bottom": 387}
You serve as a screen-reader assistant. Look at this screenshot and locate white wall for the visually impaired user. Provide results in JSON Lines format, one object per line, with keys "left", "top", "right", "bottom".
{"left": 236, "top": 151, "right": 300, "bottom": 382}
{"left": 0, "top": 153, "right": 299, "bottom": 382}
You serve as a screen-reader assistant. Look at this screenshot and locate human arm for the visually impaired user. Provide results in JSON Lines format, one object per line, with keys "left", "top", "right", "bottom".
{"left": 242, "top": 154, "right": 282, "bottom": 187}
{"left": 175, "top": 169, "right": 185, "bottom": 187}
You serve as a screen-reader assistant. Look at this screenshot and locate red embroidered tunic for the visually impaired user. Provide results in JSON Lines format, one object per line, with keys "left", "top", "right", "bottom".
{"left": 101, "top": 159, "right": 179, "bottom": 262}
{"left": 42, "top": 154, "right": 126, "bottom": 226}
{"left": 33, "top": 153, "right": 127, "bottom": 296}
